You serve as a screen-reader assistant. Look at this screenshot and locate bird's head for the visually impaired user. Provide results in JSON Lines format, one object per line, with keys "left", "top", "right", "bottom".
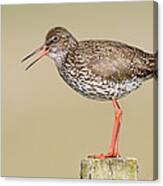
{"left": 21, "top": 27, "right": 78, "bottom": 71}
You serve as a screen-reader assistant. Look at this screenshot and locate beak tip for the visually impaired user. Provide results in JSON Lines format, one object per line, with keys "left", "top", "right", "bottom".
{"left": 25, "top": 66, "right": 30, "bottom": 71}
{"left": 21, "top": 45, "right": 48, "bottom": 71}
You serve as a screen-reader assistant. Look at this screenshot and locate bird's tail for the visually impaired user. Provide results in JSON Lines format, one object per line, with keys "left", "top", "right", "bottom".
{"left": 154, "top": 51, "right": 158, "bottom": 79}
{"left": 144, "top": 51, "right": 158, "bottom": 80}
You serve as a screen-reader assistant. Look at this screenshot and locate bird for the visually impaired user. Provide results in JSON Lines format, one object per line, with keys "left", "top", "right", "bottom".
{"left": 21, "top": 26, "right": 157, "bottom": 158}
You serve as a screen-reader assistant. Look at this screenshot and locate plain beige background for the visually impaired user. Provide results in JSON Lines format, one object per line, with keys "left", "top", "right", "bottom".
{"left": 1, "top": 1, "right": 156, "bottom": 180}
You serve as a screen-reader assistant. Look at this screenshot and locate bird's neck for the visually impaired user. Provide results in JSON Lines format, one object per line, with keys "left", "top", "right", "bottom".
{"left": 51, "top": 49, "right": 67, "bottom": 68}
{"left": 51, "top": 42, "right": 78, "bottom": 68}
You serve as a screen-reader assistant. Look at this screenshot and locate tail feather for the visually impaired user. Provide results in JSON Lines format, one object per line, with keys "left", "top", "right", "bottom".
{"left": 134, "top": 48, "right": 158, "bottom": 80}
{"left": 141, "top": 51, "right": 158, "bottom": 80}
{"left": 154, "top": 51, "right": 158, "bottom": 79}
{"left": 147, "top": 51, "right": 158, "bottom": 79}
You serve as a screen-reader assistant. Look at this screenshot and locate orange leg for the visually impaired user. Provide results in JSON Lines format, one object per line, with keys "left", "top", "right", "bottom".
{"left": 109, "top": 97, "right": 122, "bottom": 156}
{"left": 88, "top": 97, "right": 122, "bottom": 159}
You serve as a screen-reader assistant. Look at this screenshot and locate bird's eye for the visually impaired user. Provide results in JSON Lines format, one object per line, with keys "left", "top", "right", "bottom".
{"left": 52, "top": 36, "right": 60, "bottom": 42}
{"left": 46, "top": 35, "right": 60, "bottom": 45}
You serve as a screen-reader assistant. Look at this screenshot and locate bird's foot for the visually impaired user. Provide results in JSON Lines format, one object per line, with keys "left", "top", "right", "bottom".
{"left": 88, "top": 152, "right": 120, "bottom": 159}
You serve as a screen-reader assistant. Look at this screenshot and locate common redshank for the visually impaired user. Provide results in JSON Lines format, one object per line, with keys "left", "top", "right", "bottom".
{"left": 21, "top": 27, "right": 157, "bottom": 158}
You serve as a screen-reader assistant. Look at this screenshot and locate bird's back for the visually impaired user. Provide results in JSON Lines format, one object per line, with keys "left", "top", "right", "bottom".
{"left": 72, "top": 40, "right": 157, "bottom": 81}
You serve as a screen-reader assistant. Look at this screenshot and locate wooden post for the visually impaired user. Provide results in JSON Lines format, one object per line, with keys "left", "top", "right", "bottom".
{"left": 80, "top": 157, "right": 139, "bottom": 180}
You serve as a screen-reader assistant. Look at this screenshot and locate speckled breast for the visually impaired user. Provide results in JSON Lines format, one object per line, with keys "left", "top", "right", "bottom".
{"left": 58, "top": 65, "right": 143, "bottom": 101}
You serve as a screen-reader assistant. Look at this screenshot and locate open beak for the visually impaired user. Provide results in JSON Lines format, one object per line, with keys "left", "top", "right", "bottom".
{"left": 21, "top": 45, "right": 49, "bottom": 71}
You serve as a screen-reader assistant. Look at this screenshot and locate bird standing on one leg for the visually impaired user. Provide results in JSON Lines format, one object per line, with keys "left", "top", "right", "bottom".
{"left": 21, "top": 27, "right": 158, "bottom": 158}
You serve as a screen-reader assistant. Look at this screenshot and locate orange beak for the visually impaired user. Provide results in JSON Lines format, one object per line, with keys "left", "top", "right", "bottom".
{"left": 21, "top": 45, "right": 49, "bottom": 71}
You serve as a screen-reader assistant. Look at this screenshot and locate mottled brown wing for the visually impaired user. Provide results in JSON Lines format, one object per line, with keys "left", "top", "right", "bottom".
{"left": 74, "top": 40, "right": 156, "bottom": 81}
{"left": 87, "top": 58, "right": 132, "bottom": 82}
{"left": 86, "top": 42, "right": 135, "bottom": 81}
